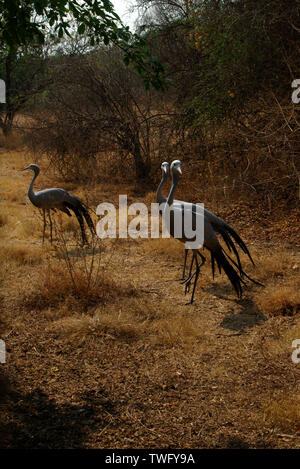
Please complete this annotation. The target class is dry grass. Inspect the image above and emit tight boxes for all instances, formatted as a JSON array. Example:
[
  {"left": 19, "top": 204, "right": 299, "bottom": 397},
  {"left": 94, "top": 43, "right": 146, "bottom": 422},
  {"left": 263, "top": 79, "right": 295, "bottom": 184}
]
[
  {"left": 149, "top": 316, "right": 204, "bottom": 347},
  {"left": 0, "top": 213, "right": 8, "bottom": 227},
  {"left": 21, "top": 261, "right": 136, "bottom": 313},
  {"left": 141, "top": 237, "right": 185, "bottom": 262},
  {"left": 50, "top": 310, "right": 141, "bottom": 343},
  {"left": 50, "top": 304, "right": 205, "bottom": 348},
  {"left": 263, "top": 396, "right": 300, "bottom": 433},
  {"left": 257, "top": 314, "right": 300, "bottom": 362},
  {"left": 253, "top": 250, "right": 299, "bottom": 281},
  {"left": 0, "top": 131, "right": 23, "bottom": 150},
  {"left": 0, "top": 242, "right": 42, "bottom": 266},
  {"left": 1, "top": 145, "right": 300, "bottom": 449},
  {"left": 256, "top": 282, "right": 300, "bottom": 317}
]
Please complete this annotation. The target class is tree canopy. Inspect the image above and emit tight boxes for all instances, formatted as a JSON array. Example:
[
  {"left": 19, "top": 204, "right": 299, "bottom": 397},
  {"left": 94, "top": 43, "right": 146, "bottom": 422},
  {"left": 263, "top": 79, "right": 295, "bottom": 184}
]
[{"left": 0, "top": 0, "right": 165, "bottom": 89}]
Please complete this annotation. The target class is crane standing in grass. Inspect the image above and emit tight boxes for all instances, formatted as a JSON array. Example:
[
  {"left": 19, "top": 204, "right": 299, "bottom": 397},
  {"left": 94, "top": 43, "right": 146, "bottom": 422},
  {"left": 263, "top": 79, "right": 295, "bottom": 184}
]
[
  {"left": 163, "top": 160, "right": 261, "bottom": 303},
  {"left": 21, "top": 164, "right": 95, "bottom": 244},
  {"left": 157, "top": 160, "right": 256, "bottom": 282},
  {"left": 156, "top": 160, "right": 193, "bottom": 280}
]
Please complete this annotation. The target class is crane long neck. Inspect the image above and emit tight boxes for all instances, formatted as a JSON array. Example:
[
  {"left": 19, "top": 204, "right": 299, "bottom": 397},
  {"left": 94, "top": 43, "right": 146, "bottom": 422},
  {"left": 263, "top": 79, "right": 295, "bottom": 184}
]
[
  {"left": 28, "top": 170, "right": 38, "bottom": 202},
  {"left": 166, "top": 174, "right": 179, "bottom": 206},
  {"left": 156, "top": 172, "right": 167, "bottom": 204}
]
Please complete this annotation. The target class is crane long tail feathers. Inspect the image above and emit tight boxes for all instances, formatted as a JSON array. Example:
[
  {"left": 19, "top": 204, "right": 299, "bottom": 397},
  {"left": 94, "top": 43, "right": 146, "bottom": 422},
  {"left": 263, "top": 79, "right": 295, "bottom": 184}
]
[
  {"left": 222, "top": 248, "right": 264, "bottom": 287},
  {"left": 78, "top": 204, "right": 96, "bottom": 236},
  {"left": 71, "top": 197, "right": 96, "bottom": 236},
  {"left": 64, "top": 202, "right": 88, "bottom": 244},
  {"left": 210, "top": 248, "right": 246, "bottom": 298},
  {"left": 212, "top": 222, "right": 255, "bottom": 266},
  {"left": 66, "top": 196, "right": 96, "bottom": 237}
]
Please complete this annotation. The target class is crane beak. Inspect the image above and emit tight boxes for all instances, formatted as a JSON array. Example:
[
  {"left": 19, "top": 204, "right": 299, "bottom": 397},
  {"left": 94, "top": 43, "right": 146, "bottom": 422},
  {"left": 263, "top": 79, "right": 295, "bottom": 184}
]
[
  {"left": 177, "top": 167, "right": 182, "bottom": 175},
  {"left": 20, "top": 166, "right": 30, "bottom": 171}
]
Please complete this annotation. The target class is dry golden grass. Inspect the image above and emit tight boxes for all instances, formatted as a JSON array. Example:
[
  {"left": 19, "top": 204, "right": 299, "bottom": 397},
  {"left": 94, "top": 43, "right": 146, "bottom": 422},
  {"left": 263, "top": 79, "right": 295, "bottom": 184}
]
[
  {"left": 21, "top": 261, "right": 136, "bottom": 313},
  {"left": 263, "top": 396, "right": 300, "bottom": 433},
  {"left": 60, "top": 216, "right": 81, "bottom": 234},
  {"left": 141, "top": 237, "right": 185, "bottom": 262},
  {"left": 281, "top": 320, "right": 300, "bottom": 350},
  {"left": 50, "top": 303, "right": 205, "bottom": 348},
  {"left": 1, "top": 144, "right": 300, "bottom": 448},
  {"left": 0, "top": 176, "right": 27, "bottom": 203},
  {"left": 0, "top": 242, "right": 42, "bottom": 266},
  {"left": 149, "top": 316, "right": 203, "bottom": 346},
  {"left": 50, "top": 310, "right": 141, "bottom": 343},
  {"left": 249, "top": 249, "right": 298, "bottom": 280},
  {"left": 0, "top": 213, "right": 8, "bottom": 227},
  {"left": 255, "top": 281, "right": 300, "bottom": 317},
  {"left": 258, "top": 315, "right": 300, "bottom": 361}
]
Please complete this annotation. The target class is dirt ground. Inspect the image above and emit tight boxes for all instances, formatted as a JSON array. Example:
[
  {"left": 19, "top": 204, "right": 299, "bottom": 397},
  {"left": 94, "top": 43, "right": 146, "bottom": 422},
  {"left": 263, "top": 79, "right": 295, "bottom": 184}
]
[{"left": 0, "top": 148, "right": 300, "bottom": 449}]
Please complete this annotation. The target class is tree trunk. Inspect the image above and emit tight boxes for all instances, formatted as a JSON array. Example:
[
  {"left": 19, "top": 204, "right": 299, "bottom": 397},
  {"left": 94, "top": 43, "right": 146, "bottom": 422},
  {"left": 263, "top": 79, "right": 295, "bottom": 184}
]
[{"left": 132, "top": 139, "right": 150, "bottom": 180}]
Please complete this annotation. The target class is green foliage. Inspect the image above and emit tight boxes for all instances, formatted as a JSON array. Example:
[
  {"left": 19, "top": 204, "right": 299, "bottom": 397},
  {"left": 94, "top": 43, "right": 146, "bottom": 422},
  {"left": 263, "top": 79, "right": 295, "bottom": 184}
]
[
  {"left": 0, "top": 0, "right": 166, "bottom": 90},
  {"left": 0, "top": 0, "right": 120, "bottom": 49}
]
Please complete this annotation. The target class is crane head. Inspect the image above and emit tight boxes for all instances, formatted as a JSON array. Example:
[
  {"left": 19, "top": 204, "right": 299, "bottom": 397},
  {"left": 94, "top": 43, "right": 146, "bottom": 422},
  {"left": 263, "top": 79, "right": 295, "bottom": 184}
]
[
  {"left": 161, "top": 161, "right": 169, "bottom": 176},
  {"left": 21, "top": 164, "right": 40, "bottom": 174},
  {"left": 171, "top": 159, "right": 182, "bottom": 177}
]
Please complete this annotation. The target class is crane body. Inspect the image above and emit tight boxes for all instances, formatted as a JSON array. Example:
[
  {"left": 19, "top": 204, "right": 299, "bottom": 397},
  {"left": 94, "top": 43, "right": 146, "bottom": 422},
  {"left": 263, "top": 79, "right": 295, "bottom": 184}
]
[
  {"left": 22, "top": 164, "right": 95, "bottom": 244},
  {"left": 162, "top": 160, "right": 260, "bottom": 303}
]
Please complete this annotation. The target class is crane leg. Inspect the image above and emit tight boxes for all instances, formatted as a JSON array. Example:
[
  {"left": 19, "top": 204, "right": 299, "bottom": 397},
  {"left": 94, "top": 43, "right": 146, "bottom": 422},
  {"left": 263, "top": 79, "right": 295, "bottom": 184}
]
[
  {"left": 197, "top": 250, "right": 206, "bottom": 268},
  {"left": 178, "top": 249, "right": 189, "bottom": 281},
  {"left": 42, "top": 209, "right": 46, "bottom": 244},
  {"left": 47, "top": 210, "right": 53, "bottom": 243},
  {"left": 183, "top": 250, "right": 206, "bottom": 299},
  {"left": 182, "top": 252, "right": 195, "bottom": 289},
  {"left": 189, "top": 255, "right": 200, "bottom": 305}
]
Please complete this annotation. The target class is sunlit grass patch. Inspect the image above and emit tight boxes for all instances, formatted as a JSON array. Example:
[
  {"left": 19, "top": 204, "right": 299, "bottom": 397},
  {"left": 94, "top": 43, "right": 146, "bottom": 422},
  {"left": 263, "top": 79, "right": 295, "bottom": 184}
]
[
  {"left": 255, "top": 282, "right": 300, "bottom": 317},
  {"left": 248, "top": 249, "right": 298, "bottom": 281},
  {"left": 14, "top": 215, "right": 43, "bottom": 239},
  {"left": 141, "top": 237, "right": 183, "bottom": 261},
  {"left": 50, "top": 310, "right": 141, "bottom": 343},
  {"left": 0, "top": 242, "right": 42, "bottom": 266},
  {"left": 0, "top": 181, "right": 26, "bottom": 203},
  {"left": 262, "top": 396, "right": 300, "bottom": 433},
  {"left": 149, "top": 316, "right": 204, "bottom": 347},
  {"left": 21, "top": 260, "right": 137, "bottom": 313}
]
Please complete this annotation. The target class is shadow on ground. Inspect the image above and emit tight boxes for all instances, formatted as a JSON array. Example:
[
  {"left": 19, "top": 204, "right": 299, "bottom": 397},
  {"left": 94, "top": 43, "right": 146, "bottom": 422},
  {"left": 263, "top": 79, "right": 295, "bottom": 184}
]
[
  {"left": 0, "top": 387, "right": 122, "bottom": 449},
  {"left": 206, "top": 284, "right": 266, "bottom": 332},
  {"left": 220, "top": 297, "right": 266, "bottom": 332}
]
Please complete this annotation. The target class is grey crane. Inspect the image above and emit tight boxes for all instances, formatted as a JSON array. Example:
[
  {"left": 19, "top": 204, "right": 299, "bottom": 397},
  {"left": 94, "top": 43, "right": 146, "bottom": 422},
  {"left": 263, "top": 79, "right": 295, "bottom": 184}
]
[
  {"left": 156, "top": 161, "right": 192, "bottom": 280},
  {"left": 156, "top": 161, "right": 170, "bottom": 206},
  {"left": 21, "top": 164, "right": 96, "bottom": 244},
  {"left": 157, "top": 161, "right": 255, "bottom": 283},
  {"left": 164, "top": 160, "right": 261, "bottom": 303}
]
